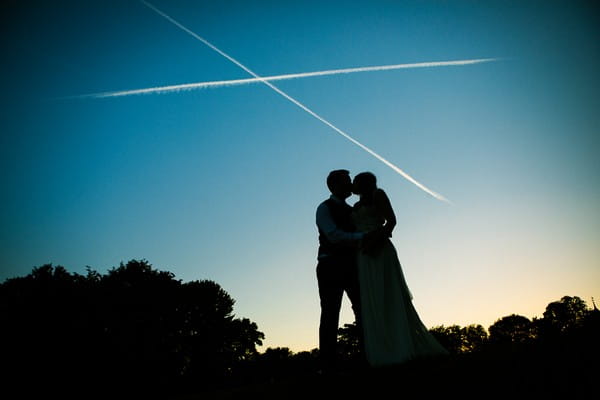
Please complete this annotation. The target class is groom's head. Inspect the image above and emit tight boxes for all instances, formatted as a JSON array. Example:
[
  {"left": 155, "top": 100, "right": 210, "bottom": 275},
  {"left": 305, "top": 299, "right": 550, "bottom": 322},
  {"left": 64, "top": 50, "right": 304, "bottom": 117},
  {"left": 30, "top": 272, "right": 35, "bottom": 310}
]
[{"left": 326, "top": 169, "right": 352, "bottom": 199}]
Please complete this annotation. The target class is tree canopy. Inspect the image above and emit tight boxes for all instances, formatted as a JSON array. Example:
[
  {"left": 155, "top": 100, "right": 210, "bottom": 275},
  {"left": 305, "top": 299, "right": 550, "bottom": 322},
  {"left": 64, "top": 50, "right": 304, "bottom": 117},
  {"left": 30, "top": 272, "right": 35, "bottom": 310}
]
[
  {"left": 0, "top": 260, "right": 264, "bottom": 395},
  {"left": 1, "top": 260, "right": 597, "bottom": 396}
]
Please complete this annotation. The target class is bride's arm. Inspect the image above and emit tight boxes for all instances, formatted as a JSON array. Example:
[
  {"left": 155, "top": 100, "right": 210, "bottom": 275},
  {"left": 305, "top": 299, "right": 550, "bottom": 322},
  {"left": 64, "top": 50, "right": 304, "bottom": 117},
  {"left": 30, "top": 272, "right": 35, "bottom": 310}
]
[{"left": 374, "top": 189, "right": 396, "bottom": 237}]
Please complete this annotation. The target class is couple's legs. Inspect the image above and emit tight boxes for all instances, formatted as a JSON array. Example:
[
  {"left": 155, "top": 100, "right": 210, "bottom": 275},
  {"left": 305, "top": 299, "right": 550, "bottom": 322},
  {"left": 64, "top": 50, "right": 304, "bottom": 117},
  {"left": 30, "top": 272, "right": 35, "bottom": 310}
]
[{"left": 317, "top": 256, "right": 362, "bottom": 371}]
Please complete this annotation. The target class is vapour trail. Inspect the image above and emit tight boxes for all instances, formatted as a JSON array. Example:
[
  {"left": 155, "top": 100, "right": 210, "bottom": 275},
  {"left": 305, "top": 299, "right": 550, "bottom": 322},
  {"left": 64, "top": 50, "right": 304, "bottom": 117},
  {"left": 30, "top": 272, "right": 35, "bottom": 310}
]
[
  {"left": 70, "top": 58, "right": 496, "bottom": 99},
  {"left": 140, "top": 0, "right": 450, "bottom": 203}
]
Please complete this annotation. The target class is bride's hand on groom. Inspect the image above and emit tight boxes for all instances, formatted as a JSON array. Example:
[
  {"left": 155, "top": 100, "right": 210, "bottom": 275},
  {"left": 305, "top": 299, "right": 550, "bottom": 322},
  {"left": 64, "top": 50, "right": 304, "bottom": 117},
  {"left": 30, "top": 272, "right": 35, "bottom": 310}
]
[{"left": 361, "top": 227, "right": 388, "bottom": 256}]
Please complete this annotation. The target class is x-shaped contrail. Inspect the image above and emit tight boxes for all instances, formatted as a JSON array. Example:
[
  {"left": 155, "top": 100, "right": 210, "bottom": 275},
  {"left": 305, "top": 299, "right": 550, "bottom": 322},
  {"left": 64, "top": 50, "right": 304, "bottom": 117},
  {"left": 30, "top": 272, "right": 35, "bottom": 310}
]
[
  {"left": 88, "top": 0, "right": 498, "bottom": 202},
  {"left": 141, "top": 0, "right": 466, "bottom": 202}
]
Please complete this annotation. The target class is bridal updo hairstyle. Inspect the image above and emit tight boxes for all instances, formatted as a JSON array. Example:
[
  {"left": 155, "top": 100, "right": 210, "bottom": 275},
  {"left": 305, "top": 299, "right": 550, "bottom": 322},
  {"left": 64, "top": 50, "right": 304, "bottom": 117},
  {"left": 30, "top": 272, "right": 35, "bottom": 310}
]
[{"left": 353, "top": 172, "right": 377, "bottom": 199}]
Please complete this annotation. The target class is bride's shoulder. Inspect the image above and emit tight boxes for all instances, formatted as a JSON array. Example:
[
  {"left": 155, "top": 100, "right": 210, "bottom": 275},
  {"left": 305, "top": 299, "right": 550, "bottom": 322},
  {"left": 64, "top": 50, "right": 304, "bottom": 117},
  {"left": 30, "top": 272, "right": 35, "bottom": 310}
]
[
  {"left": 373, "top": 188, "right": 388, "bottom": 199},
  {"left": 373, "top": 188, "right": 392, "bottom": 206}
]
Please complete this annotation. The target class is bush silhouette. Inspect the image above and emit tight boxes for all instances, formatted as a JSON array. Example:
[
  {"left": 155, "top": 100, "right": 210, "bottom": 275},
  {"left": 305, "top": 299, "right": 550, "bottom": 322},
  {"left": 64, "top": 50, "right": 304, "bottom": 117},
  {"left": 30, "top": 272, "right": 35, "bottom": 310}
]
[
  {"left": 0, "top": 260, "right": 264, "bottom": 395},
  {"left": 1, "top": 261, "right": 597, "bottom": 397}
]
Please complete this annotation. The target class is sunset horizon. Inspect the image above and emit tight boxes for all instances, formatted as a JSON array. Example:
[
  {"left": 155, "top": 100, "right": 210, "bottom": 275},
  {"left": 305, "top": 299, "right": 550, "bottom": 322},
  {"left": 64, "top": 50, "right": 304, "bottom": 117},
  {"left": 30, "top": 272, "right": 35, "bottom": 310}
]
[{"left": 2, "top": 0, "right": 598, "bottom": 357}]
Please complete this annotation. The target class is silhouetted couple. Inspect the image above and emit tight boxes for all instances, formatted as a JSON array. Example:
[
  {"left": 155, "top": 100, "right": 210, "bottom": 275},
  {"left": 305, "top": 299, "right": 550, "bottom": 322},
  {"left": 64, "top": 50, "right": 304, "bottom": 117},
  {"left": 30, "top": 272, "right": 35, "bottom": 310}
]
[{"left": 316, "top": 169, "right": 447, "bottom": 373}]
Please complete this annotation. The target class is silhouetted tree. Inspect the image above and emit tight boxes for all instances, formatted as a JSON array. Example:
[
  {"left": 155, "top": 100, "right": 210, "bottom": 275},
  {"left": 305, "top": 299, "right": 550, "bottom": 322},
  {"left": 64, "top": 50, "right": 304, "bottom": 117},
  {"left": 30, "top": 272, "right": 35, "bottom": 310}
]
[
  {"left": 243, "top": 347, "right": 321, "bottom": 383},
  {"left": 537, "top": 296, "right": 589, "bottom": 338},
  {"left": 461, "top": 324, "right": 488, "bottom": 352},
  {"left": 253, "top": 347, "right": 293, "bottom": 378},
  {"left": 0, "top": 260, "right": 264, "bottom": 395},
  {"left": 337, "top": 322, "right": 361, "bottom": 360},
  {"left": 3, "top": 261, "right": 598, "bottom": 397},
  {"left": 428, "top": 324, "right": 487, "bottom": 354},
  {"left": 488, "top": 314, "right": 535, "bottom": 345},
  {"left": 429, "top": 325, "right": 464, "bottom": 354},
  {"left": 259, "top": 346, "right": 294, "bottom": 373},
  {"left": 292, "top": 348, "right": 320, "bottom": 366}
]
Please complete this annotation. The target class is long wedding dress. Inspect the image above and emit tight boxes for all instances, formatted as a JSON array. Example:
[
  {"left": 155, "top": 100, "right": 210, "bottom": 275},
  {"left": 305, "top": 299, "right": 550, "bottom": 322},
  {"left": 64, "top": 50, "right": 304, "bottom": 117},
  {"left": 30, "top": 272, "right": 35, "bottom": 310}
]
[{"left": 352, "top": 202, "right": 447, "bottom": 367}]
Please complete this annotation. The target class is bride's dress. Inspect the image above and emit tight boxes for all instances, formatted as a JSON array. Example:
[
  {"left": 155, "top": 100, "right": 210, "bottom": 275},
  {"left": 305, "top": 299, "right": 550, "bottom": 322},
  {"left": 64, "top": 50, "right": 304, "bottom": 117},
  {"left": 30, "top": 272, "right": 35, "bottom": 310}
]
[{"left": 352, "top": 203, "right": 447, "bottom": 367}]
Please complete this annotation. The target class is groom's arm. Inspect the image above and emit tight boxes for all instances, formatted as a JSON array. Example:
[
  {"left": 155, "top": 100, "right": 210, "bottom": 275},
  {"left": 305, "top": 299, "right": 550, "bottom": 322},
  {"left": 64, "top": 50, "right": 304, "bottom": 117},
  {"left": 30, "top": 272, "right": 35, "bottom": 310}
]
[{"left": 316, "top": 203, "right": 364, "bottom": 243}]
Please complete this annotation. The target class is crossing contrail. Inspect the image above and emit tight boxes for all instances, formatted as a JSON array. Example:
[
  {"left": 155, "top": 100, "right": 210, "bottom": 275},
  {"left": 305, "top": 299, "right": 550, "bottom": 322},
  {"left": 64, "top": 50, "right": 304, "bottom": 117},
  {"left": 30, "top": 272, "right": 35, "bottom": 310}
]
[
  {"left": 140, "top": 0, "right": 452, "bottom": 202},
  {"left": 69, "top": 58, "right": 496, "bottom": 99}
]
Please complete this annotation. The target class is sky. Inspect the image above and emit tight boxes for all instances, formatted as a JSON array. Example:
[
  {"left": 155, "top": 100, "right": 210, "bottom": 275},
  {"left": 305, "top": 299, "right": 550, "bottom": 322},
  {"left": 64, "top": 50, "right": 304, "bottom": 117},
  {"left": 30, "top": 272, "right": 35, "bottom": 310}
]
[{"left": 1, "top": 0, "right": 599, "bottom": 352}]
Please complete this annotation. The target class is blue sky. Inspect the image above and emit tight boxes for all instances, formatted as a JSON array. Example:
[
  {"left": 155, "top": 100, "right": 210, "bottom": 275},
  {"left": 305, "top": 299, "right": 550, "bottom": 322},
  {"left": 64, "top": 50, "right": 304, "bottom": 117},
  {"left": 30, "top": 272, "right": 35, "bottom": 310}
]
[{"left": 1, "top": 0, "right": 599, "bottom": 351}]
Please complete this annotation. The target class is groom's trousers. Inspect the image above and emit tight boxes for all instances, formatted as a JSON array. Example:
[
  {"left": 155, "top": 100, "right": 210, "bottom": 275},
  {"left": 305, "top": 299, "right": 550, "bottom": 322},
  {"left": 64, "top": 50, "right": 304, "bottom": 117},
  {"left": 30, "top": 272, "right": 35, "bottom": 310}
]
[{"left": 316, "top": 254, "right": 362, "bottom": 370}]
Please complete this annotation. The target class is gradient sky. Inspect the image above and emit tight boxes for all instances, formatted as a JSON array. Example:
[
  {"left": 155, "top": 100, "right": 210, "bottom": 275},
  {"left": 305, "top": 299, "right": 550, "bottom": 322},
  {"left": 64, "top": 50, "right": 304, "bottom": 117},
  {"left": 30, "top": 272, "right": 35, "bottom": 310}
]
[{"left": 1, "top": 0, "right": 599, "bottom": 352}]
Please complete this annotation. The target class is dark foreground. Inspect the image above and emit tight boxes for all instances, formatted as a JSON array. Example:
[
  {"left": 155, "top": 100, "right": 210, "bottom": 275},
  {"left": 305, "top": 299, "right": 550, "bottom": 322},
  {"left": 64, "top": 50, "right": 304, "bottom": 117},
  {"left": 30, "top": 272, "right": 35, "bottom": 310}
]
[
  {"left": 174, "top": 348, "right": 596, "bottom": 400},
  {"left": 11, "top": 343, "right": 595, "bottom": 400}
]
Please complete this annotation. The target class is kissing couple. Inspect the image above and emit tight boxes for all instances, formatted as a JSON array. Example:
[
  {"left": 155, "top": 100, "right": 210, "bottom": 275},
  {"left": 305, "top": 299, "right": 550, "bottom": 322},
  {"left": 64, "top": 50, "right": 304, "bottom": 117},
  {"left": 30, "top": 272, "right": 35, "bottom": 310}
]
[{"left": 315, "top": 169, "right": 447, "bottom": 373}]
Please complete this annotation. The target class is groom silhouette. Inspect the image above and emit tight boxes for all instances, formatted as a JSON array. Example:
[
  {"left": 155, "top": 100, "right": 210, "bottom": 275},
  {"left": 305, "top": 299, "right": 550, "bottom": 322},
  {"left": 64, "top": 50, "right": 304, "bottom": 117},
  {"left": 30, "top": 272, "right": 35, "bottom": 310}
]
[{"left": 315, "top": 169, "right": 365, "bottom": 374}]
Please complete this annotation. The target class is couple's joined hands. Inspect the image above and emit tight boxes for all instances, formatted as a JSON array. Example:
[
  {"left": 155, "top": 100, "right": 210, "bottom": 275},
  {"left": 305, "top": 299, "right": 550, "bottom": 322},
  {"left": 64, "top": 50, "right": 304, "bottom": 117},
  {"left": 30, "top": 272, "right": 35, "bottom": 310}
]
[{"left": 361, "top": 226, "right": 391, "bottom": 256}]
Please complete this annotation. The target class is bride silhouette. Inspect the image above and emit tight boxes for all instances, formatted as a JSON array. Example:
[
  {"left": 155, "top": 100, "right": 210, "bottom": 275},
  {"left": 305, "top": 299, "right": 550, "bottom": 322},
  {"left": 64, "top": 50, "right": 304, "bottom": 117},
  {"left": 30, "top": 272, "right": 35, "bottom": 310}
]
[{"left": 351, "top": 172, "right": 448, "bottom": 366}]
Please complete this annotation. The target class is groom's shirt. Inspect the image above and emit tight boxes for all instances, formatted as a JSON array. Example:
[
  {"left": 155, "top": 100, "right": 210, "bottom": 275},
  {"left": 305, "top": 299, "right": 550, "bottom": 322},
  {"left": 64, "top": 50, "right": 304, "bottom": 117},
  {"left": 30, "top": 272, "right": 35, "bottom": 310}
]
[{"left": 316, "top": 195, "right": 364, "bottom": 259}]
